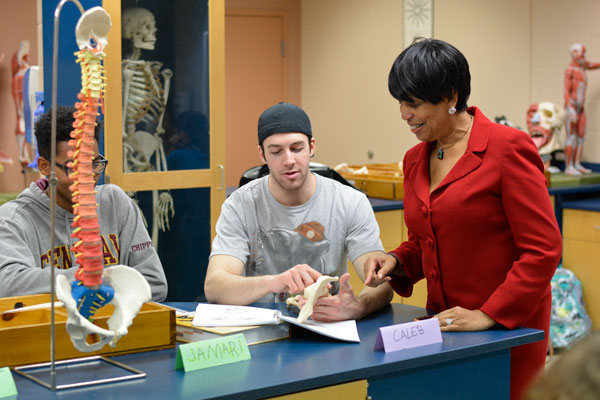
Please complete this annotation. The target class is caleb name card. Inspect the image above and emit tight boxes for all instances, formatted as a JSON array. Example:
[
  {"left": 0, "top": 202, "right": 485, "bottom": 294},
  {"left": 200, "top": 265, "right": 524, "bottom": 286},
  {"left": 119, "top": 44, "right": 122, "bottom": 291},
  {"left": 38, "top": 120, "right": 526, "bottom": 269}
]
[
  {"left": 374, "top": 317, "right": 442, "bottom": 353},
  {"left": 175, "top": 333, "right": 251, "bottom": 372}
]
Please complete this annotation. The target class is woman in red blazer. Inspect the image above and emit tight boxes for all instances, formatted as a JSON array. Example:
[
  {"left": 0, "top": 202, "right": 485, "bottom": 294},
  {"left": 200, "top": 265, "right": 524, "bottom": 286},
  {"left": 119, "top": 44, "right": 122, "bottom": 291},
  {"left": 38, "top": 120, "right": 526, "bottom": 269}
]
[{"left": 365, "top": 39, "right": 562, "bottom": 400}]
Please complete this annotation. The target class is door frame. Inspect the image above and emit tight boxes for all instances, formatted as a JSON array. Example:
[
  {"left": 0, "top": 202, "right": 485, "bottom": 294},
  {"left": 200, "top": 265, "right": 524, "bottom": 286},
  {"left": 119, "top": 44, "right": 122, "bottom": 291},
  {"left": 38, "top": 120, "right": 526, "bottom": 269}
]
[{"left": 103, "top": 0, "right": 226, "bottom": 239}]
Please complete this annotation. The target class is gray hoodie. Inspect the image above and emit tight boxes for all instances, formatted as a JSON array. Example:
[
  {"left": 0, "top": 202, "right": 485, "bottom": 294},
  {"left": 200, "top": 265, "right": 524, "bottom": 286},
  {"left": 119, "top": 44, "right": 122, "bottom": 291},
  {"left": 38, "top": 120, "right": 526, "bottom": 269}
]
[{"left": 0, "top": 179, "right": 167, "bottom": 300}]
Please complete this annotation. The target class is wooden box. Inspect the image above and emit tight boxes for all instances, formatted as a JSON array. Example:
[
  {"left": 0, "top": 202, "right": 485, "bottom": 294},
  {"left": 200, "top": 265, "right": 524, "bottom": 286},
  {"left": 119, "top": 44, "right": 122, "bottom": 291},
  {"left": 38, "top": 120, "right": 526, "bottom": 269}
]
[
  {"left": 338, "top": 163, "right": 404, "bottom": 200},
  {"left": 0, "top": 294, "right": 175, "bottom": 367}
]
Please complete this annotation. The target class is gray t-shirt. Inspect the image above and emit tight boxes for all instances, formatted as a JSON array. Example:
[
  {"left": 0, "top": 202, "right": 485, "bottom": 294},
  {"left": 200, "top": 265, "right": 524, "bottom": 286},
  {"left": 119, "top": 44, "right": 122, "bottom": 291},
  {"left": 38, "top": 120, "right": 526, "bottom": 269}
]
[{"left": 210, "top": 174, "right": 383, "bottom": 302}]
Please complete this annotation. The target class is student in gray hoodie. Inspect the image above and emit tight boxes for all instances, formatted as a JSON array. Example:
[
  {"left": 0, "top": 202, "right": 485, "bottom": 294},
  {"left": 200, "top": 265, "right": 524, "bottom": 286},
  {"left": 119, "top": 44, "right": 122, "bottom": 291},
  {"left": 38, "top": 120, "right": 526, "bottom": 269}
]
[{"left": 0, "top": 105, "right": 167, "bottom": 301}]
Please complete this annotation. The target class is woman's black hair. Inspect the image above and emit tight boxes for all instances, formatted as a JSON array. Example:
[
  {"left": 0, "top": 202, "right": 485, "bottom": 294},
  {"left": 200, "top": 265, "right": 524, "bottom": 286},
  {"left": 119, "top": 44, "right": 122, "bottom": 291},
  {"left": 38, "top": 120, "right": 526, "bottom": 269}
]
[{"left": 388, "top": 38, "right": 471, "bottom": 111}]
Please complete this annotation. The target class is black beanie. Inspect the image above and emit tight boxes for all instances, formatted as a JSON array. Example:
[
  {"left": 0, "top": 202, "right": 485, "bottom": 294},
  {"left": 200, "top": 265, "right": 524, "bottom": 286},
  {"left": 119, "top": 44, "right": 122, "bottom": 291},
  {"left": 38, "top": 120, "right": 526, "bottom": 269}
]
[{"left": 257, "top": 102, "right": 312, "bottom": 145}]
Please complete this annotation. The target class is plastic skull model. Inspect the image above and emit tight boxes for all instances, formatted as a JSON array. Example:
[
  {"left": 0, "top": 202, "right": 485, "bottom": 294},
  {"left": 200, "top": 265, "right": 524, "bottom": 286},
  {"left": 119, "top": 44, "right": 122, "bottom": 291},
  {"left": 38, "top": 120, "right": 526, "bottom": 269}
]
[{"left": 75, "top": 6, "right": 111, "bottom": 54}]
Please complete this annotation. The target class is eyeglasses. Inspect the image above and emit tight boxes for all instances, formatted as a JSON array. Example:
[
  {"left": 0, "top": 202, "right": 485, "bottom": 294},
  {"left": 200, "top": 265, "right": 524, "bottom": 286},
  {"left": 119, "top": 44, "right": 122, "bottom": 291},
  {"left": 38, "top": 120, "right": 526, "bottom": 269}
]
[{"left": 55, "top": 154, "right": 108, "bottom": 176}]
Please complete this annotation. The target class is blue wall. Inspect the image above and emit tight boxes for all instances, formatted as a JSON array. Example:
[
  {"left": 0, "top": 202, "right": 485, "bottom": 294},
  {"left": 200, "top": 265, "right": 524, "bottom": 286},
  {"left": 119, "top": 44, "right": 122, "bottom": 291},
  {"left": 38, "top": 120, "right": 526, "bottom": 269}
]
[
  {"left": 42, "top": 0, "right": 103, "bottom": 155},
  {"left": 42, "top": 0, "right": 102, "bottom": 109}
]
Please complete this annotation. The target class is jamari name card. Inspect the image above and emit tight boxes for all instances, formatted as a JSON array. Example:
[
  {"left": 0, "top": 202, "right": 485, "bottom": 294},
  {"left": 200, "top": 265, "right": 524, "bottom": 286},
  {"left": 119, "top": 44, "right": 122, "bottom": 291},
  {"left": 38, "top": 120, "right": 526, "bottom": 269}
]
[
  {"left": 374, "top": 318, "right": 442, "bottom": 353},
  {"left": 175, "top": 333, "right": 251, "bottom": 372}
]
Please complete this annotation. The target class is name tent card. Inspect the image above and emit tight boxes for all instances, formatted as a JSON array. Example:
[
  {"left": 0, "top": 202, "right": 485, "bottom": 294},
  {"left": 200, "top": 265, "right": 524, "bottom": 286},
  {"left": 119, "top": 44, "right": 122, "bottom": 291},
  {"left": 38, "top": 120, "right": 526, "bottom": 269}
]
[
  {"left": 374, "top": 318, "right": 442, "bottom": 353},
  {"left": 175, "top": 333, "right": 251, "bottom": 372},
  {"left": 0, "top": 367, "right": 18, "bottom": 398}
]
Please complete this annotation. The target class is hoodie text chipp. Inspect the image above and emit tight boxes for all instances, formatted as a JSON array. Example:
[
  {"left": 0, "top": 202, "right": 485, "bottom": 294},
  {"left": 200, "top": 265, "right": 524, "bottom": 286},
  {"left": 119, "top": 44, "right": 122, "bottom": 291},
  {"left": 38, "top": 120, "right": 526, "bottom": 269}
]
[{"left": 0, "top": 179, "right": 167, "bottom": 300}]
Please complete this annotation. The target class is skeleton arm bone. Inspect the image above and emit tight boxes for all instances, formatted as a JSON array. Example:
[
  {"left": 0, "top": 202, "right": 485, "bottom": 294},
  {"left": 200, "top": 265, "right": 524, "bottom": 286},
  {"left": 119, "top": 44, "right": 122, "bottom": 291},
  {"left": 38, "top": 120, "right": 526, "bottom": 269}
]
[
  {"left": 122, "top": 65, "right": 135, "bottom": 139},
  {"left": 152, "top": 135, "right": 174, "bottom": 232},
  {"left": 156, "top": 68, "right": 172, "bottom": 136},
  {"left": 143, "top": 62, "right": 166, "bottom": 134},
  {"left": 156, "top": 192, "right": 174, "bottom": 232},
  {"left": 153, "top": 67, "right": 174, "bottom": 233}
]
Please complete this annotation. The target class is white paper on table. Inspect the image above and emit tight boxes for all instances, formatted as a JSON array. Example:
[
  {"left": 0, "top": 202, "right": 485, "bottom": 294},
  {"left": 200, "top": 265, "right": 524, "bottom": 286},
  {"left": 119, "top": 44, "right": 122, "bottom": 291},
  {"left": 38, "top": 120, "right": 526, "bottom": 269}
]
[
  {"left": 280, "top": 315, "right": 360, "bottom": 343},
  {"left": 192, "top": 303, "right": 282, "bottom": 327}
]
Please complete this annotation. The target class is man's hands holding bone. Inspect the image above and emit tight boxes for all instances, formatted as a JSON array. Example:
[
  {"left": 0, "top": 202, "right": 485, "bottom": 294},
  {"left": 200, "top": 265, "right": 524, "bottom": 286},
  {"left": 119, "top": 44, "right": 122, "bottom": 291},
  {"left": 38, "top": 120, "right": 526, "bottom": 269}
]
[
  {"left": 281, "top": 269, "right": 364, "bottom": 322},
  {"left": 267, "top": 264, "right": 322, "bottom": 295}
]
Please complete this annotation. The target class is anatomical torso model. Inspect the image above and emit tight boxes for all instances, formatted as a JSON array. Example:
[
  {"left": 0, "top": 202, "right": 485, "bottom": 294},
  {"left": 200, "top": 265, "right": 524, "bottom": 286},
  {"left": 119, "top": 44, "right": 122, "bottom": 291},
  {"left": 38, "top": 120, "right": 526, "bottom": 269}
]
[
  {"left": 564, "top": 43, "right": 600, "bottom": 175},
  {"left": 11, "top": 40, "right": 31, "bottom": 167}
]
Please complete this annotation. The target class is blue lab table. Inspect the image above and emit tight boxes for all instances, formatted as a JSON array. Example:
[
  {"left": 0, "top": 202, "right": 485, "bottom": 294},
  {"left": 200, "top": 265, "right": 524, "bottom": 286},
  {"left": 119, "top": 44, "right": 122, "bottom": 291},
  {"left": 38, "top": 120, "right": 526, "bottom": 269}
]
[{"left": 11, "top": 303, "right": 543, "bottom": 399}]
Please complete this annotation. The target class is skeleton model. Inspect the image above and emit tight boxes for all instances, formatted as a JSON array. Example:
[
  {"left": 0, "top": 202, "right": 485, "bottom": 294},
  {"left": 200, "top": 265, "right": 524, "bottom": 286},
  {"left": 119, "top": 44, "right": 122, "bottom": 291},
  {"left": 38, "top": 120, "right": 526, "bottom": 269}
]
[
  {"left": 122, "top": 7, "right": 174, "bottom": 245},
  {"left": 54, "top": 6, "right": 151, "bottom": 353}
]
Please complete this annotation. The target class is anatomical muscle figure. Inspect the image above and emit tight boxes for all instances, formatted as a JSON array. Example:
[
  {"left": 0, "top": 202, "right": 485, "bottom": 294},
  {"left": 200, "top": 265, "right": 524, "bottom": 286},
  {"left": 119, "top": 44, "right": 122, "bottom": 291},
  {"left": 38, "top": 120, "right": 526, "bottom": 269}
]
[
  {"left": 11, "top": 40, "right": 31, "bottom": 167},
  {"left": 564, "top": 43, "right": 600, "bottom": 175},
  {"left": 122, "top": 7, "right": 174, "bottom": 245}
]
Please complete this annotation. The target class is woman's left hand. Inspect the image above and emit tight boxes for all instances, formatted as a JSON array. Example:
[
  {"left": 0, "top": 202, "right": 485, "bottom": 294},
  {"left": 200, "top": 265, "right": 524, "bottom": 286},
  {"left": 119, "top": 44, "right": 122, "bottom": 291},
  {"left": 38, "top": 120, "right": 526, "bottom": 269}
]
[{"left": 435, "top": 307, "right": 496, "bottom": 331}]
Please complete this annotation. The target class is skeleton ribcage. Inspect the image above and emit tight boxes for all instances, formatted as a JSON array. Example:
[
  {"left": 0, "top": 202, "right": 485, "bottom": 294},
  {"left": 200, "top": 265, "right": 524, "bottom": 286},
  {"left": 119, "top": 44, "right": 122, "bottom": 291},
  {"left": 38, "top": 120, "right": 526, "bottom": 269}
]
[{"left": 123, "top": 61, "right": 165, "bottom": 127}]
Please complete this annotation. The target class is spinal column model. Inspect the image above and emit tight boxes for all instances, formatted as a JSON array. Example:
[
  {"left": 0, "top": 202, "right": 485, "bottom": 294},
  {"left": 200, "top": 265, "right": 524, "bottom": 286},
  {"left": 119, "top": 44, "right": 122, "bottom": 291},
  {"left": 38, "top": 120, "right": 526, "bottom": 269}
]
[
  {"left": 121, "top": 7, "right": 174, "bottom": 246},
  {"left": 70, "top": 14, "right": 108, "bottom": 294},
  {"left": 55, "top": 6, "right": 151, "bottom": 353}
]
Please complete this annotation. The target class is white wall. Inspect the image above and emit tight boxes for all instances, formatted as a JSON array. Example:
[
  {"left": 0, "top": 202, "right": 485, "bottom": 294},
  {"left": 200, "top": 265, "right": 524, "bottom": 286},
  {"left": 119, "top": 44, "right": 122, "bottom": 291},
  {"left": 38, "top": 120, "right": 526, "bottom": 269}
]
[
  {"left": 302, "top": 0, "right": 600, "bottom": 167},
  {"left": 531, "top": 0, "right": 600, "bottom": 164},
  {"left": 302, "top": 0, "right": 407, "bottom": 167}
]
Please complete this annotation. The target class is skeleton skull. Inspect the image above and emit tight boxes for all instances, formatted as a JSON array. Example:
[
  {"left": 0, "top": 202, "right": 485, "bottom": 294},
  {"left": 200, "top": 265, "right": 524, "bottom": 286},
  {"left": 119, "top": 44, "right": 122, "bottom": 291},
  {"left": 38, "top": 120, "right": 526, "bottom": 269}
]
[
  {"left": 122, "top": 7, "right": 157, "bottom": 51},
  {"left": 75, "top": 6, "right": 112, "bottom": 53},
  {"left": 537, "top": 102, "right": 565, "bottom": 131}
]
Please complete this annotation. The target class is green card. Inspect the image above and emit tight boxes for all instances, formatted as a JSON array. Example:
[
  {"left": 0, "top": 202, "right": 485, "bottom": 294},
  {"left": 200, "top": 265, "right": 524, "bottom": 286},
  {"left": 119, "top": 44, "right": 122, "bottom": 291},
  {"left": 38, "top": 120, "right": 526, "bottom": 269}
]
[
  {"left": 0, "top": 367, "right": 18, "bottom": 398},
  {"left": 175, "top": 333, "right": 251, "bottom": 372}
]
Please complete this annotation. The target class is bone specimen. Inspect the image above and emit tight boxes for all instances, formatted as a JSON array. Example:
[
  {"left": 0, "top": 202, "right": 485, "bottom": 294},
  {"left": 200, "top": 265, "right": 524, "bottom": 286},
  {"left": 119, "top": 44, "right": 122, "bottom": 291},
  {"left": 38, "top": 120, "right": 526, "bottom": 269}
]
[{"left": 295, "top": 275, "right": 339, "bottom": 323}]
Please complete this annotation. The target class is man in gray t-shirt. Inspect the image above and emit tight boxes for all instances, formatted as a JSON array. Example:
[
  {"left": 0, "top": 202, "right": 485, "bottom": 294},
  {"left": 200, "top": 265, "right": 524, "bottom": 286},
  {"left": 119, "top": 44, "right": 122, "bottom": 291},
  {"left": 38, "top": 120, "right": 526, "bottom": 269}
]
[{"left": 205, "top": 103, "right": 392, "bottom": 322}]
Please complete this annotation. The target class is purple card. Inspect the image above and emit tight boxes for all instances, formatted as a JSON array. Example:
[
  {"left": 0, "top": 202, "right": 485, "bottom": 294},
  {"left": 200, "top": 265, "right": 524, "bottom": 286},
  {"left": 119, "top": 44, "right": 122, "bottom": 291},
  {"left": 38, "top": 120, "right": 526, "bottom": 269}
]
[{"left": 374, "top": 317, "right": 442, "bottom": 352}]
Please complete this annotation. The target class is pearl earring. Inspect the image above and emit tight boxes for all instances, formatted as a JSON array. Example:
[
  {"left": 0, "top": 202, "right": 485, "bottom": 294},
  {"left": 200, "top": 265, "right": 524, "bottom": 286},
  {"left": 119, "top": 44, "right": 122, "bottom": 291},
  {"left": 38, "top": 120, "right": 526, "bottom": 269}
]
[{"left": 448, "top": 106, "right": 457, "bottom": 115}]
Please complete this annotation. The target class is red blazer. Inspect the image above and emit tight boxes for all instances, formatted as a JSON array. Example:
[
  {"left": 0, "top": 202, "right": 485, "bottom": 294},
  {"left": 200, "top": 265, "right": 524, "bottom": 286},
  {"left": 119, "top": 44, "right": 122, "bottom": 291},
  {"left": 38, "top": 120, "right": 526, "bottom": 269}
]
[{"left": 389, "top": 107, "right": 562, "bottom": 400}]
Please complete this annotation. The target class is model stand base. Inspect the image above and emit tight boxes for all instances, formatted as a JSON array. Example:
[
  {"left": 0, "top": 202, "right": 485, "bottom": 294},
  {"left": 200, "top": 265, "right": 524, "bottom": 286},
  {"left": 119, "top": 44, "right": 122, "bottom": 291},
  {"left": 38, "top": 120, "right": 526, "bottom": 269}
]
[{"left": 12, "top": 355, "right": 145, "bottom": 390}]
